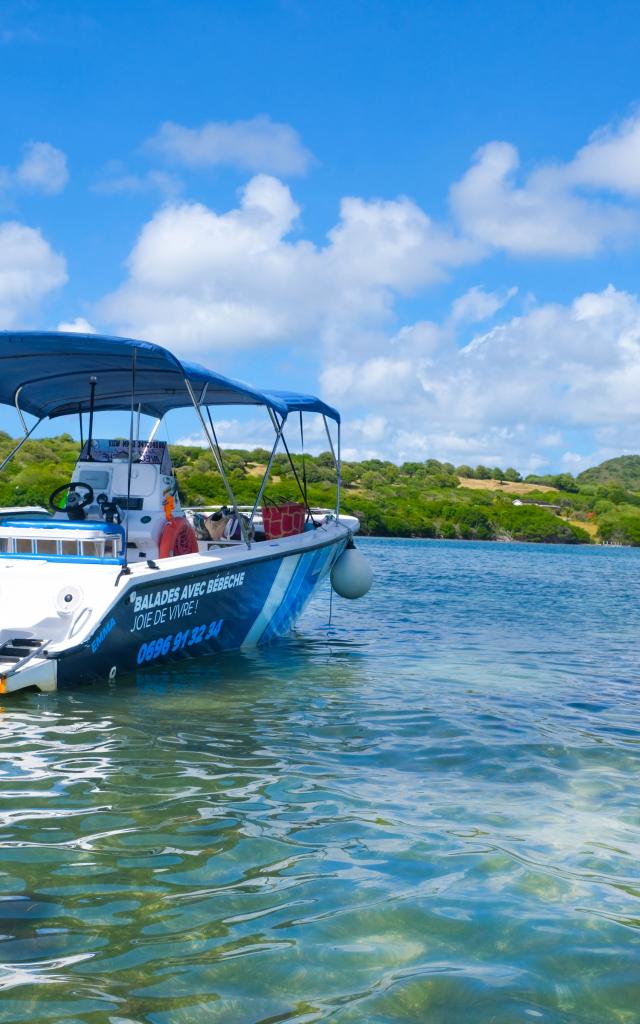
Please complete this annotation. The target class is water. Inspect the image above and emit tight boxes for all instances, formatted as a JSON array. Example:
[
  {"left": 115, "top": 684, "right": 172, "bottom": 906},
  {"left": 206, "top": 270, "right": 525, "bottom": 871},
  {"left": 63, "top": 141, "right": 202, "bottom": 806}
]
[{"left": 1, "top": 538, "right": 640, "bottom": 1023}]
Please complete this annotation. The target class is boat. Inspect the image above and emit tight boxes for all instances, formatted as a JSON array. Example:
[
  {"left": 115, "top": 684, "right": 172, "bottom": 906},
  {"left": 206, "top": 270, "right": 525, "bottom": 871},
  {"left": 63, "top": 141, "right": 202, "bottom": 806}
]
[{"left": 0, "top": 331, "right": 371, "bottom": 694}]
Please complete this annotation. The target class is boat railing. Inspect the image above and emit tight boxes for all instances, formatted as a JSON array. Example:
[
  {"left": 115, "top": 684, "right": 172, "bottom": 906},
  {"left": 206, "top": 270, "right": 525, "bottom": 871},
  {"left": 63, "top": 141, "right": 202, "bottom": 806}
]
[
  {"left": 186, "top": 504, "right": 335, "bottom": 518},
  {"left": 0, "top": 519, "right": 126, "bottom": 564}
]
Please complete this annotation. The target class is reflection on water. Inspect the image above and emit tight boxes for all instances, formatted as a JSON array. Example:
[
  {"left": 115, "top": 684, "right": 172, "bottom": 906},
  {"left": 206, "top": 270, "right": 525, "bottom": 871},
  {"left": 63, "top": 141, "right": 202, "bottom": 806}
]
[{"left": 1, "top": 538, "right": 640, "bottom": 1022}]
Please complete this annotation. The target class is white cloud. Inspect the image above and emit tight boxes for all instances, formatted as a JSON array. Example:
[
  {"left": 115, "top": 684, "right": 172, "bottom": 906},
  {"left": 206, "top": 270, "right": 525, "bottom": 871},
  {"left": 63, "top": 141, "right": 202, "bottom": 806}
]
[
  {"left": 14, "top": 142, "right": 68, "bottom": 195},
  {"left": 569, "top": 111, "right": 640, "bottom": 196},
  {"left": 450, "top": 141, "right": 634, "bottom": 257},
  {"left": 175, "top": 417, "right": 276, "bottom": 451},
  {"left": 146, "top": 116, "right": 314, "bottom": 176},
  {"left": 322, "top": 357, "right": 414, "bottom": 405},
  {"left": 56, "top": 317, "right": 96, "bottom": 334},
  {"left": 539, "top": 432, "right": 562, "bottom": 448},
  {"left": 321, "top": 285, "right": 640, "bottom": 469},
  {"left": 92, "top": 167, "right": 182, "bottom": 198},
  {"left": 351, "top": 414, "right": 388, "bottom": 443},
  {"left": 0, "top": 221, "right": 67, "bottom": 326},
  {"left": 450, "top": 285, "right": 517, "bottom": 323},
  {"left": 99, "top": 174, "right": 476, "bottom": 352},
  {"left": 561, "top": 451, "right": 590, "bottom": 468},
  {"left": 92, "top": 108, "right": 640, "bottom": 471}
]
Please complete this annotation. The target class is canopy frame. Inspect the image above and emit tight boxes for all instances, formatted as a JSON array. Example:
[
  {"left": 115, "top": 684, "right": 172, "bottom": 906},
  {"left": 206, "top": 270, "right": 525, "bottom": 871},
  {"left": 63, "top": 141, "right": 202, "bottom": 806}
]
[
  {"left": 184, "top": 377, "right": 251, "bottom": 546},
  {"left": 0, "top": 331, "right": 343, "bottom": 544}
]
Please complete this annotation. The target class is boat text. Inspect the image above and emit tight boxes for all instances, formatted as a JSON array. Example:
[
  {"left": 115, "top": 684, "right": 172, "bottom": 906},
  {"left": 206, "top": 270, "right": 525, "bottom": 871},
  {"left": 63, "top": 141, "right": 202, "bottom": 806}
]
[
  {"left": 91, "top": 616, "right": 116, "bottom": 654},
  {"left": 136, "top": 619, "right": 224, "bottom": 664},
  {"left": 130, "top": 572, "right": 245, "bottom": 632},
  {"left": 132, "top": 572, "right": 245, "bottom": 614}
]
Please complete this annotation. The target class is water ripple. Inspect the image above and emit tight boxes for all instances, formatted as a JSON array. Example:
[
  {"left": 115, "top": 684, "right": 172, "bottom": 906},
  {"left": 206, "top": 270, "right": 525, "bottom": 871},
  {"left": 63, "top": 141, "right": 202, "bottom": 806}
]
[{"left": 0, "top": 539, "right": 640, "bottom": 1022}]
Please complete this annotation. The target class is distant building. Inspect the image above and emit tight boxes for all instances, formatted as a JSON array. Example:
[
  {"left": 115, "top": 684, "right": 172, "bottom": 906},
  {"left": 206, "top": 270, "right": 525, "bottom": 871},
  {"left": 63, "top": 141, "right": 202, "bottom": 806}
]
[{"left": 512, "top": 498, "right": 562, "bottom": 514}]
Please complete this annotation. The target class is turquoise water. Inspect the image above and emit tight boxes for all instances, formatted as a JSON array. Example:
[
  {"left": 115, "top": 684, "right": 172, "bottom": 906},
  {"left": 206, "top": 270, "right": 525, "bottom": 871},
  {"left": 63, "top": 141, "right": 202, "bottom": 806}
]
[{"left": 1, "top": 538, "right": 640, "bottom": 1023}]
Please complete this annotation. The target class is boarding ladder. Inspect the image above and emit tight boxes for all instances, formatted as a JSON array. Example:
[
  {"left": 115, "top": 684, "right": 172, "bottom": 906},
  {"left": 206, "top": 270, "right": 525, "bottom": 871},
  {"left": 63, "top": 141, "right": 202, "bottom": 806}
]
[{"left": 0, "top": 637, "right": 49, "bottom": 675}]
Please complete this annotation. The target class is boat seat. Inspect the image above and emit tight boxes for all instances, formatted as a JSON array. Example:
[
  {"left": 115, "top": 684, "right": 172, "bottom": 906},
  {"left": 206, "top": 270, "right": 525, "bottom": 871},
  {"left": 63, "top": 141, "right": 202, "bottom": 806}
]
[{"left": 0, "top": 519, "right": 126, "bottom": 563}]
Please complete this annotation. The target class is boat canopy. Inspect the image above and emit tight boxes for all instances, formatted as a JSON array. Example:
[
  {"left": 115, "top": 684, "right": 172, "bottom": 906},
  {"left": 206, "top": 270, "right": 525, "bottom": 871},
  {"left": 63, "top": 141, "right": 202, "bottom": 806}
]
[
  {"left": 263, "top": 390, "right": 340, "bottom": 424},
  {"left": 0, "top": 331, "right": 290, "bottom": 420}
]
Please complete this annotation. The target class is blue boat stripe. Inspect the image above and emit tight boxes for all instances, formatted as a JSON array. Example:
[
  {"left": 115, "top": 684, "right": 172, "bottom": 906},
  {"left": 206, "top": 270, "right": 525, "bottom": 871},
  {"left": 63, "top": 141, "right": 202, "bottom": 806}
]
[
  {"left": 258, "top": 543, "right": 339, "bottom": 644},
  {"left": 241, "top": 554, "right": 302, "bottom": 647}
]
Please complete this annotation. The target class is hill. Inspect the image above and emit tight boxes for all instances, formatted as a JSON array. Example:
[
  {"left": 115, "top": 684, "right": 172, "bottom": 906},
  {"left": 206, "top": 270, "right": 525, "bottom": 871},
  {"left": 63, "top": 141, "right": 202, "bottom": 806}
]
[
  {"left": 578, "top": 455, "right": 640, "bottom": 491},
  {"left": 2, "top": 433, "right": 640, "bottom": 545}
]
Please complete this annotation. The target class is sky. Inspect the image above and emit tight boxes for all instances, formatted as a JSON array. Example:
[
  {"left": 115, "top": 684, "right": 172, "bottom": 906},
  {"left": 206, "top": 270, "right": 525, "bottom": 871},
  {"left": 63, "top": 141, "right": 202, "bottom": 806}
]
[{"left": 2, "top": 0, "right": 640, "bottom": 472}]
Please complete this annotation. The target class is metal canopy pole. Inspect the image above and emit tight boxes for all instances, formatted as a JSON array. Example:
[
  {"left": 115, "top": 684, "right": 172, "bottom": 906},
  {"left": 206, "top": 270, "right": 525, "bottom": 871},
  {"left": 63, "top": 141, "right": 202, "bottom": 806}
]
[
  {"left": 86, "top": 377, "right": 97, "bottom": 460},
  {"left": 337, "top": 422, "right": 341, "bottom": 518},
  {"left": 249, "top": 410, "right": 286, "bottom": 526},
  {"left": 0, "top": 417, "right": 43, "bottom": 474},
  {"left": 146, "top": 417, "right": 162, "bottom": 444},
  {"left": 322, "top": 415, "right": 341, "bottom": 518},
  {"left": 124, "top": 351, "right": 137, "bottom": 560},
  {"left": 276, "top": 415, "right": 312, "bottom": 513},
  {"left": 14, "top": 387, "right": 28, "bottom": 436},
  {"left": 184, "top": 377, "right": 249, "bottom": 545},
  {"left": 139, "top": 417, "right": 162, "bottom": 467}
]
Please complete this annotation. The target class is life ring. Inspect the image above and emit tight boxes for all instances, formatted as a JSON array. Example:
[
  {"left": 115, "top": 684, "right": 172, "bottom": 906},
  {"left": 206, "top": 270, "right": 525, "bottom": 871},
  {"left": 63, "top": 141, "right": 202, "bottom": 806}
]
[{"left": 159, "top": 517, "right": 199, "bottom": 558}]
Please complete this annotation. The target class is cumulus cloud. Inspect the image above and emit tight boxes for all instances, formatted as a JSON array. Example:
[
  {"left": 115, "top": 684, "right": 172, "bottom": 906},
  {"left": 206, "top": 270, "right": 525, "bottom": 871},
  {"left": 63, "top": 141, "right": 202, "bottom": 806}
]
[
  {"left": 100, "top": 174, "right": 477, "bottom": 351},
  {"left": 0, "top": 221, "right": 67, "bottom": 326},
  {"left": 175, "top": 416, "right": 286, "bottom": 451},
  {"left": 539, "top": 431, "right": 562, "bottom": 448},
  {"left": 56, "top": 317, "right": 96, "bottom": 334},
  {"left": 0, "top": 142, "right": 68, "bottom": 199},
  {"left": 450, "top": 141, "right": 634, "bottom": 257},
  {"left": 14, "top": 142, "right": 68, "bottom": 195},
  {"left": 93, "top": 108, "right": 640, "bottom": 470},
  {"left": 92, "top": 165, "right": 182, "bottom": 198},
  {"left": 450, "top": 285, "right": 517, "bottom": 324},
  {"left": 569, "top": 111, "right": 640, "bottom": 196},
  {"left": 321, "top": 285, "right": 640, "bottom": 469},
  {"left": 322, "top": 356, "right": 415, "bottom": 406},
  {"left": 146, "top": 116, "right": 314, "bottom": 176}
]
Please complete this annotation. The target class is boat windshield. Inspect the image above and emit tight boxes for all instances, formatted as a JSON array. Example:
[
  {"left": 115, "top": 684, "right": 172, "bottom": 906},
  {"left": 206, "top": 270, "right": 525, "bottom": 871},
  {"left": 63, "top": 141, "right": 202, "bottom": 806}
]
[{"left": 79, "top": 439, "right": 173, "bottom": 473}]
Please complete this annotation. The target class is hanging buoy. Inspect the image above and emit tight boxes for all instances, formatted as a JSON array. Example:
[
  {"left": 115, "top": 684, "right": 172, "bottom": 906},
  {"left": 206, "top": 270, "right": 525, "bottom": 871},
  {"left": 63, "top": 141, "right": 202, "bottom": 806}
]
[{"left": 331, "top": 542, "right": 373, "bottom": 599}]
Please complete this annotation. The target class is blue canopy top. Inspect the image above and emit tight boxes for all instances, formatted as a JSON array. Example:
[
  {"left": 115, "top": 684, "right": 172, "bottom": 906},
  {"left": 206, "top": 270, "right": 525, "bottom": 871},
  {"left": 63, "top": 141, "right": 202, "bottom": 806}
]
[
  {"left": 0, "top": 331, "right": 289, "bottom": 420},
  {"left": 0, "top": 331, "right": 340, "bottom": 425},
  {"left": 264, "top": 389, "right": 340, "bottom": 424}
]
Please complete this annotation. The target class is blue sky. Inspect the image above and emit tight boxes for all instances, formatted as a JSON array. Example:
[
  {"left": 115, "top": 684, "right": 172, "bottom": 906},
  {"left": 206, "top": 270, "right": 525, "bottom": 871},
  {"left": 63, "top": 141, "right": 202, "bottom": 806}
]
[{"left": 2, "top": 0, "right": 640, "bottom": 472}]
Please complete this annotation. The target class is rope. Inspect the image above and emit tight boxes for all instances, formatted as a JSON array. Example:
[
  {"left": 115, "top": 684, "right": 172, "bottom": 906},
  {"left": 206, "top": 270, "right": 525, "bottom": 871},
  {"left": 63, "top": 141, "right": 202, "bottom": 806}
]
[
  {"left": 279, "top": 430, "right": 312, "bottom": 517},
  {"left": 206, "top": 406, "right": 231, "bottom": 500}
]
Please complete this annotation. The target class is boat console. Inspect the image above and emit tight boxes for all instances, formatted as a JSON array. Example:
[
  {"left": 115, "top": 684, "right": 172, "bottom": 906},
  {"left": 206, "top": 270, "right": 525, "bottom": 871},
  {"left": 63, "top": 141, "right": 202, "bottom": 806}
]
[
  {"left": 0, "top": 439, "right": 183, "bottom": 565},
  {"left": 65, "top": 439, "right": 181, "bottom": 560}
]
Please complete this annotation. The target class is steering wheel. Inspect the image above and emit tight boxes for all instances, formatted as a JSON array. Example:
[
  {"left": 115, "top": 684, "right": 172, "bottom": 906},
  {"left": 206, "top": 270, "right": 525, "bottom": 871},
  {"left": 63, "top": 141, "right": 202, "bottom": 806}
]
[{"left": 49, "top": 481, "right": 94, "bottom": 515}]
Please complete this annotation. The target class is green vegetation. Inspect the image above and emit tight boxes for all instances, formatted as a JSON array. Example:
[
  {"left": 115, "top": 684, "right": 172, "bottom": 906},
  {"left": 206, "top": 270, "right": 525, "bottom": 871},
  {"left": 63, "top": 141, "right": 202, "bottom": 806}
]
[
  {"left": 576, "top": 454, "right": 640, "bottom": 491},
  {"left": 4, "top": 432, "right": 640, "bottom": 544}
]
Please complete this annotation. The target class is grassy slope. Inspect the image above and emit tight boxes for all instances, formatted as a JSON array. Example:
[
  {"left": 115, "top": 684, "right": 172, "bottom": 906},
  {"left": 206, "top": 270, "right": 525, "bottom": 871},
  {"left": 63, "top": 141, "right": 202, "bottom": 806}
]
[{"left": 4, "top": 432, "right": 640, "bottom": 544}]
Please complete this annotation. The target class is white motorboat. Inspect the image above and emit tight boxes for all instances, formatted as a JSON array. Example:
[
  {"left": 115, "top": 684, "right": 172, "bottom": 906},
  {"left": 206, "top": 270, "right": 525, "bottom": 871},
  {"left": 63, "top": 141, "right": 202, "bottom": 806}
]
[{"left": 0, "top": 331, "right": 371, "bottom": 694}]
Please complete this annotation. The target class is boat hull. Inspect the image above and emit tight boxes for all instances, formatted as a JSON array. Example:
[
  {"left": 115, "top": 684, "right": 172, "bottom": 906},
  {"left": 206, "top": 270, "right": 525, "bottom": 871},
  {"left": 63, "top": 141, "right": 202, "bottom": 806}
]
[{"left": 2, "top": 529, "right": 348, "bottom": 691}]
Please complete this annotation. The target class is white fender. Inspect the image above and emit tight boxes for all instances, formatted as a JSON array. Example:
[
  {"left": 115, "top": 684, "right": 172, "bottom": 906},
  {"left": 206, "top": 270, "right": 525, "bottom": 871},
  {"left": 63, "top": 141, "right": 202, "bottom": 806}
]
[{"left": 331, "top": 544, "right": 373, "bottom": 600}]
